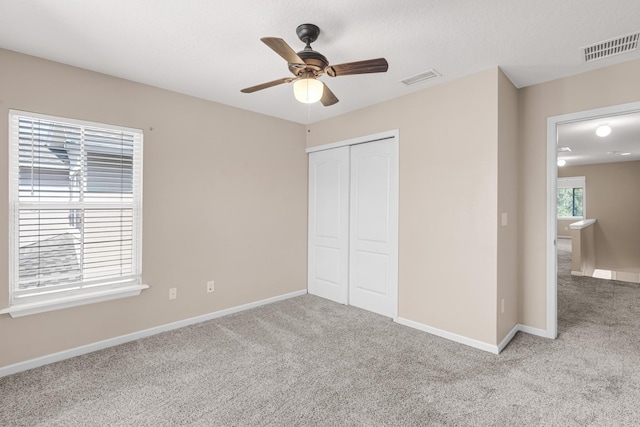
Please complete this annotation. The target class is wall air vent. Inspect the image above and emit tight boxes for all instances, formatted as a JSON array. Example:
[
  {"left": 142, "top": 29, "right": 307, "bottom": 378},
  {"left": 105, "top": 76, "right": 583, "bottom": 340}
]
[
  {"left": 401, "top": 69, "right": 440, "bottom": 86},
  {"left": 583, "top": 33, "right": 639, "bottom": 62}
]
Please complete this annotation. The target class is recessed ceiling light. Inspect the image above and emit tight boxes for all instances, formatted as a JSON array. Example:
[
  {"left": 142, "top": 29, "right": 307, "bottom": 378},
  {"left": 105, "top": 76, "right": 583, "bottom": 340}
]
[
  {"left": 596, "top": 125, "right": 611, "bottom": 137},
  {"left": 557, "top": 159, "right": 566, "bottom": 167},
  {"left": 621, "top": 152, "right": 632, "bottom": 156}
]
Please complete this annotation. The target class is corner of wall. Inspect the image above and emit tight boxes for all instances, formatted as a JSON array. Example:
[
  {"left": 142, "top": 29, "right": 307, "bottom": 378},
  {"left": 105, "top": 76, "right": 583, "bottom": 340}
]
[{"left": 497, "top": 68, "right": 520, "bottom": 343}]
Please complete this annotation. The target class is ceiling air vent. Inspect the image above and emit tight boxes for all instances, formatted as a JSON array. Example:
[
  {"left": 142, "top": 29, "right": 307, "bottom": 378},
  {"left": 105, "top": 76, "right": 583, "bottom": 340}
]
[
  {"left": 401, "top": 69, "right": 440, "bottom": 86},
  {"left": 583, "top": 33, "right": 639, "bottom": 62}
]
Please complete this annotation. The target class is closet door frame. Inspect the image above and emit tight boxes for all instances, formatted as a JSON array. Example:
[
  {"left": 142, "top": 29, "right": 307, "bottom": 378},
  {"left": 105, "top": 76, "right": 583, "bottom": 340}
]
[{"left": 306, "top": 129, "right": 399, "bottom": 320}]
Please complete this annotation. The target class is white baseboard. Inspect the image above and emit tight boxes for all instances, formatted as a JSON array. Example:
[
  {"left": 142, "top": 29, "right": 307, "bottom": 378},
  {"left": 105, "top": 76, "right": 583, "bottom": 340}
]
[
  {"left": 0, "top": 289, "right": 307, "bottom": 378},
  {"left": 498, "top": 324, "right": 520, "bottom": 353},
  {"left": 517, "top": 324, "right": 548, "bottom": 338},
  {"left": 396, "top": 318, "right": 552, "bottom": 355},
  {"left": 396, "top": 317, "right": 500, "bottom": 354}
]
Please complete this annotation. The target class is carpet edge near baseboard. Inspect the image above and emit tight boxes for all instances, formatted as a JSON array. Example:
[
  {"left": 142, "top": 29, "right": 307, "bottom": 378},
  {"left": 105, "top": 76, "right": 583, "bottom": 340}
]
[
  {"left": 0, "top": 289, "right": 308, "bottom": 378},
  {"left": 396, "top": 318, "right": 550, "bottom": 355}
]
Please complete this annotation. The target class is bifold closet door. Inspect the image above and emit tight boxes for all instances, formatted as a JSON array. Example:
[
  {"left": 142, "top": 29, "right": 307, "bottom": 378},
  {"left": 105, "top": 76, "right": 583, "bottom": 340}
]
[
  {"left": 308, "top": 146, "right": 350, "bottom": 304},
  {"left": 349, "top": 139, "right": 398, "bottom": 318}
]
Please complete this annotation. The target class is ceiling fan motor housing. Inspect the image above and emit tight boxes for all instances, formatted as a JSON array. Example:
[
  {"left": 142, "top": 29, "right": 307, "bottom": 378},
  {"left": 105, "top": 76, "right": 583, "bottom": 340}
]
[
  {"left": 286, "top": 24, "right": 329, "bottom": 77},
  {"left": 290, "top": 50, "right": 329, "bottom": 76}
]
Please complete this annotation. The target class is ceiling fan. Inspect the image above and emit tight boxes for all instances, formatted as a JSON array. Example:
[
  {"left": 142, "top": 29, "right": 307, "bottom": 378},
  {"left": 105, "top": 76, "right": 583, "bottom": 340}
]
[{"left": 240, "top": 23, "right": 389, "bottom": 106}]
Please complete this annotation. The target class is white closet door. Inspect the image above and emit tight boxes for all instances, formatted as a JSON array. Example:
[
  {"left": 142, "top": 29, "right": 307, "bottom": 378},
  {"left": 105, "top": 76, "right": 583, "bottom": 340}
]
[
  {"left": 308, "top": 146, "right": 350, "bottom": 304},
  {"left": 349, "top": 138, "right": 398, "bottom": 318}
]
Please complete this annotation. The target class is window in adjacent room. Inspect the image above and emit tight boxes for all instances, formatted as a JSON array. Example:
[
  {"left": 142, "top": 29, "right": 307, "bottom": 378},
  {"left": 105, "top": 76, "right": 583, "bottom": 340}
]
[
  {"left": 3, "top": 110, "right": 146, "bottom": 317},
  {"left": 557, "top": 176, "right": 585, "bottom": 219}
]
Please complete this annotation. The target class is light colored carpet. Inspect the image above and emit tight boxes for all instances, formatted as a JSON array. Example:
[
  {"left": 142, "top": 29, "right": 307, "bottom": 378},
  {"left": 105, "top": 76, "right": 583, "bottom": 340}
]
[{"left": 1, "top": 241, "right": 639, "bottom": 426}]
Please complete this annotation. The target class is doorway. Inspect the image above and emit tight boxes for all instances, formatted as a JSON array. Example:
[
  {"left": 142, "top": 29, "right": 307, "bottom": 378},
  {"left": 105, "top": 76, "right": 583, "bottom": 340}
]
[
  {"left": 307, "top": 130, "right": 399, "bottom": 319},
  {"left": 546, "top": 101, "right": 640, "bottom": 338}
]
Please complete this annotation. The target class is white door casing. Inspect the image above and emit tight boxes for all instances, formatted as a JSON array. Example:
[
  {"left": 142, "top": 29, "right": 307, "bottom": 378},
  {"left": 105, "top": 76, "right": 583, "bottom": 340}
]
[
  {"left": 308, "top": 146, "right": 350, "bottom": 304},
  {"left": 349, "top": 138, "right": 398, "bottom": 318},
  {"left": 545, "top": 101, "right": 640, "bottom": 339}
]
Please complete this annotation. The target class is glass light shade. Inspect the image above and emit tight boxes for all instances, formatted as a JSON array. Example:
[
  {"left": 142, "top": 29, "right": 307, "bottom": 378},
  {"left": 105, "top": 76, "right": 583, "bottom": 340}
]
[
  {"left": 596, "top": 125, "right": 611, "bottom": 137},
  {"left": 293, "top": 78, "right": 323, "bottom": 104}
]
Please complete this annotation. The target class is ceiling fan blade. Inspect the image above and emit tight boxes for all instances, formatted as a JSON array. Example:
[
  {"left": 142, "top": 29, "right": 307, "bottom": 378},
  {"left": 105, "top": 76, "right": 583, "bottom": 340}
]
[
  {"left": 241, "top": 77, "right": 293, "bottom": 93},
  {"left": 320, "top": 82, "right": 339, "bottom": 106},
  {"left": 326, "top": 58, "right": 389, "bottom": 77},
  {"left": 261, "top": 37, "right": 305, "bottom": 65}
]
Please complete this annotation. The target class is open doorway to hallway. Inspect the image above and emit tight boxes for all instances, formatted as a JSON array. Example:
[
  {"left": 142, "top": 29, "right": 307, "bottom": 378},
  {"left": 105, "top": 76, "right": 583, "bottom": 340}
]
[{"left": 548, "top": 102, "right": 640, "bottom": 338}]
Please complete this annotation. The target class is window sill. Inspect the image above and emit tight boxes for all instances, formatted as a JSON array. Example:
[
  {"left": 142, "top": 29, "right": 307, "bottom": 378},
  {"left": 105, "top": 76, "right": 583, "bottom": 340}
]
[{"left": 0, "top": 284, "right": 149, "bottom": 318}]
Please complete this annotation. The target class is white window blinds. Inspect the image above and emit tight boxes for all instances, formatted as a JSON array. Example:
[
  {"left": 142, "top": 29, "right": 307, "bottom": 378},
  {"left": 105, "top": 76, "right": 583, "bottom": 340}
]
[{"left": 8, "top": 110, "right": 143, "bottom": 305}]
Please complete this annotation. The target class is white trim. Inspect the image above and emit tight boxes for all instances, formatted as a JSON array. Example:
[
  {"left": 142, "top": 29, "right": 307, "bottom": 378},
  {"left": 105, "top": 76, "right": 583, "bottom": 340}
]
[
  {"left": 498, "top": 325, "right": 520, "bottom": 353},
  {"left": 9, "top": 109, "right": 142, "bottom": 134},
  {"left": 396, "top": 318, "right": 550, "bottom": 355},
  {"left": 305, "top": 129, "right": 399, "bottom": 153},
  {"left": 546, "top": 101, "right": 640, "bottom": 341},
  {"left": 517, "top": 324, "right": 548, "bottom": 338},
  {"left": 547, "top": 115, "right": 559, "bottom": 339},
  {"left": 0, "top": 284, "right": 149, "bottom": 318},
  {"left": 391, "top": 133, "right": 399, "bottom": 321},
  {"left": 557, "top": 176, "right": 585, "bottom": 189},
  {"left": 396, "top": 317, "right": 500, "bottom": 354},
  {"left": 0, "top": 289, "right": 307, "bottom": 378},
  {"left": 569, "top": 219, "right": 596, "bottom": 229}
]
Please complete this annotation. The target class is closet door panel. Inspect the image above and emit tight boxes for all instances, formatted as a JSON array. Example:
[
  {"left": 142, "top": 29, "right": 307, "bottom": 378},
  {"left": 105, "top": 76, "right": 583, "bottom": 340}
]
[
  {"left": 349, "top": 139, "right": 398, "bottom": 318},
  {"left": 308, "top": 147, "right": 350, "bottom": 304}
]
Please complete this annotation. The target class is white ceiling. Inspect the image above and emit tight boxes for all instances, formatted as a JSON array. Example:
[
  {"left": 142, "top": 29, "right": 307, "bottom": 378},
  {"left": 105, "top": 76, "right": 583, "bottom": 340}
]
[
  {"left": 558, "top": 111, "right": 640, "bottom": 166},
  {"left": 1, "top": 0, "right": 640, "bottom": 125}
]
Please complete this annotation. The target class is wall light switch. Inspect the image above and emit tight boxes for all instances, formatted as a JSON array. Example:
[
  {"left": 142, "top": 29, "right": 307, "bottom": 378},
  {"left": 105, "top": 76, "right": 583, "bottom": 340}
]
[
  {"left": 501, "top": 213, "right": 508, "bottom": 226},
  {"left": 169, "top": 287, "right": 177, "bottom": 300}
]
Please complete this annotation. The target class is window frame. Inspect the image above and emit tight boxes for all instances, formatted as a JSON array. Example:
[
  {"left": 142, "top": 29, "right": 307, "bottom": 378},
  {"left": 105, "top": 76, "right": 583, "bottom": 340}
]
[
  {"left": 2, "top": 110, "right": 147, "bottom": 318},
  {"left": 557, "top": 176, "right": 586, "bottom": 220}
]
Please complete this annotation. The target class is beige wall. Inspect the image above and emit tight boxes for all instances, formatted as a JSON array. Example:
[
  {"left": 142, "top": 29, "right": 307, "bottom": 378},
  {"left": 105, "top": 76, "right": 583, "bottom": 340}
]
[
  {"left": 497, "top": 70, "right": 519, "bottom": 342},
  {"left": 0, "top": 49, "right": 308, "bottom": 368},
  {"left": 557, "top": 219, "right": 575, "bottom": 238},
  {"left": 307, "top": 68, "right": 502, "bottom": 345},
  {"left": 518, "top": 59, "right": 640, "bottom": 330},
  {"left": 559, "top": 161, "right": 640, "bottom": 271}
]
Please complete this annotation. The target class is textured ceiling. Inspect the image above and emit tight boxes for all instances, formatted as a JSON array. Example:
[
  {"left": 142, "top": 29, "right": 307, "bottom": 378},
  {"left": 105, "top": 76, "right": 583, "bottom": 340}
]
[
  {"left": 1, "top": 0, "right": 640, "bottom": 124},
  {"left": 558, "top": 111, "right": 640, "bottom": 166}
]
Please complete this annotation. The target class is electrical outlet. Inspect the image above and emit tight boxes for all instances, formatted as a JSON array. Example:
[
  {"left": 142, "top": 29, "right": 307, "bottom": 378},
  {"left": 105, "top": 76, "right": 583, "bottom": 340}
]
[
  {"left": 169, "top": 287, "right": 177, "bottom": 300},
  {"left": 207, "top": 281, "right": 215, "bottom": 293},
  {"left": 501, "top": 298, "right": 505, "bottom": 314}
]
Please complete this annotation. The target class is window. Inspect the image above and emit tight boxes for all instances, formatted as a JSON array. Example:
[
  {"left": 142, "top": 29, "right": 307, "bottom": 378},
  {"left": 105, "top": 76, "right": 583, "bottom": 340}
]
[
  {"left": 557, "top": 176, "right": 585, "bottom": 219},
  {"left": 3, "top": 110, "right": 146, "bottom": 317}
]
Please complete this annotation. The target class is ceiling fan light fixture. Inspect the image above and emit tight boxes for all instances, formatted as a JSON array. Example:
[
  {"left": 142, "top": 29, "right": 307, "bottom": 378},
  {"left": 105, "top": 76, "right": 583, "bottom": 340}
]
[
  {"left": 293, "top": 77, "right": 323, "bottom": 104},
  {"left": 596, "top": 124, "right": 611, "bottom": 137}
]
